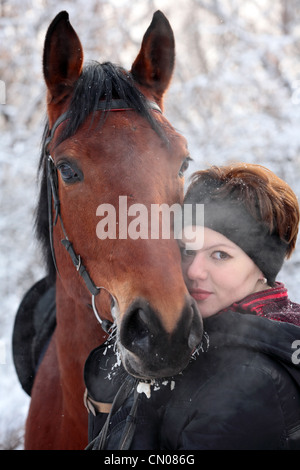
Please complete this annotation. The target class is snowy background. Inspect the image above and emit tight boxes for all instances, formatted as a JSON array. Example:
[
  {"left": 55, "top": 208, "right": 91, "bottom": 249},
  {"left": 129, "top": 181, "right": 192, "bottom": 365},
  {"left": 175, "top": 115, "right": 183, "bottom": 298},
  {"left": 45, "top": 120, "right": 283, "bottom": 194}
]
[{"left": 1, "top": 0, "right": 300, "bottom": 449}]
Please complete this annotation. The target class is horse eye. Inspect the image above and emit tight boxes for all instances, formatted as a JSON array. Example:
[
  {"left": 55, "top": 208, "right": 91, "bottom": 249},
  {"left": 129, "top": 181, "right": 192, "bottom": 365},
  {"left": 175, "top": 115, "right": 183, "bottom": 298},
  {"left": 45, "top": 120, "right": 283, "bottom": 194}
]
[
  {"left": 178, "top": 156, "right": 191, "bottom": 178},
  {"left": 58, "top": 162, "right": 82, "bottom": 183}
]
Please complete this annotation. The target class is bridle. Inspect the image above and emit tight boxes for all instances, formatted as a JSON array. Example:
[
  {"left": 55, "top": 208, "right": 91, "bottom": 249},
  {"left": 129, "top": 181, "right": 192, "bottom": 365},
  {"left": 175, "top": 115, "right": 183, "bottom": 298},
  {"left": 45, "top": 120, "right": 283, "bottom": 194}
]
[{"left": 45, "top": 98, "right": 162, "bottom": 333}]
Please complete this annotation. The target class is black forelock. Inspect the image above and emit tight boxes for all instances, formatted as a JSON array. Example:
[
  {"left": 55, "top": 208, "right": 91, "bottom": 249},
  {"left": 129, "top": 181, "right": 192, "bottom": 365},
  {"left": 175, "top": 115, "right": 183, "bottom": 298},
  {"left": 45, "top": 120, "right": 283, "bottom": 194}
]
[{"left": 55, "top": 61, "right": 164, "bottom": 146}]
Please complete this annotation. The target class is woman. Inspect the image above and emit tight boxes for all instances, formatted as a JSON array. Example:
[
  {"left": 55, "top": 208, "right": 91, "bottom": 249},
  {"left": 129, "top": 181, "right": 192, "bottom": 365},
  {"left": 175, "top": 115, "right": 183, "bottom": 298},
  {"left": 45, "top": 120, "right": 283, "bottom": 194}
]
[
  {"left": 181, "top": 163, "right": 300, "bottom": 322},
  {"left": 84, "top": 163, "right": 300, "bottom": 450}
]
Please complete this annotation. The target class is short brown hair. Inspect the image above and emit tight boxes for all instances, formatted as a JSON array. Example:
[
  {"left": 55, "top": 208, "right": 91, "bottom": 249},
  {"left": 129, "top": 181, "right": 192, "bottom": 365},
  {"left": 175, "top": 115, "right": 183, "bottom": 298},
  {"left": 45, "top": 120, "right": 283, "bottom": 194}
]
[{"left": 185, "top": 163, "right": 299, "bottom": 259}]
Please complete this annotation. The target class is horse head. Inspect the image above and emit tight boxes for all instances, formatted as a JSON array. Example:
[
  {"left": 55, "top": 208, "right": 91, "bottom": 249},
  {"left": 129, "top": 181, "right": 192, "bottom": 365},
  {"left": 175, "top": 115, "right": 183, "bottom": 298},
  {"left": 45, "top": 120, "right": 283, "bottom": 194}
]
[{"left": 38, "top": 10, "right": 202, "bottom": 380}]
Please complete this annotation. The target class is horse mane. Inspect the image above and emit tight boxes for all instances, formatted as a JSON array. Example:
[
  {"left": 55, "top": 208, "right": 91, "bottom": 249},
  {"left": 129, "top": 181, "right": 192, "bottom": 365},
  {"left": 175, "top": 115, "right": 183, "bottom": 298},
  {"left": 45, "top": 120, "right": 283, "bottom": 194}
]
[{"left": 35, "top": 61, "right": 165, "bottom": 285}]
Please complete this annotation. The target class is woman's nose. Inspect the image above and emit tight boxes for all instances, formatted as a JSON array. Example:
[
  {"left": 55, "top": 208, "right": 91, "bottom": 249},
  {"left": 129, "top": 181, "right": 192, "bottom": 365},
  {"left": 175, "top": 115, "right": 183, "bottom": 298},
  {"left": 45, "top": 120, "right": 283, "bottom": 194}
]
[{"left": 187, "top": 253, "right": 208, "bottom": 281}]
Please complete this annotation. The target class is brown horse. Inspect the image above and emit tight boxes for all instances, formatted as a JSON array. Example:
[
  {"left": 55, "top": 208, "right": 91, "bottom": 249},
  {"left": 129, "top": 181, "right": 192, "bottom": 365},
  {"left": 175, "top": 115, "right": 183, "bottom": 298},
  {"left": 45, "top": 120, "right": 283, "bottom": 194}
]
[{"left": 24, "top": 10, "right": 202, "bottom": 449}]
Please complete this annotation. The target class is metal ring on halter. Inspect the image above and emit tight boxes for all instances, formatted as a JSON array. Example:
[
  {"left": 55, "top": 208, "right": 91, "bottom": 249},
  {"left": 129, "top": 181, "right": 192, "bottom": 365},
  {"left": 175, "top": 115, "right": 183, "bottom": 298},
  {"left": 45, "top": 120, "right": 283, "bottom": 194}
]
[
  {"left": 92, "top": 294, "right": 103, "bottom": 325},
  {"left": 91, "top": 287, "right": 118, "bottom": 333}
]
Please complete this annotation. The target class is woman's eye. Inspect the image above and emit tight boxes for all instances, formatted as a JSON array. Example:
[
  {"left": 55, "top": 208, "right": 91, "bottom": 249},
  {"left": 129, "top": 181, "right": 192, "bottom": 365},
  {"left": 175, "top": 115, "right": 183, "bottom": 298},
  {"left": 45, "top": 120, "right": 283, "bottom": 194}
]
[
  {"left": 211, "top": 251, "right": 231, "bottom": 261},
  {"left": 58, "top": 163, "right": 81, "bottom": 183},
  {"left": 178, "top": 156, "right": 191, "bottom": 178}
]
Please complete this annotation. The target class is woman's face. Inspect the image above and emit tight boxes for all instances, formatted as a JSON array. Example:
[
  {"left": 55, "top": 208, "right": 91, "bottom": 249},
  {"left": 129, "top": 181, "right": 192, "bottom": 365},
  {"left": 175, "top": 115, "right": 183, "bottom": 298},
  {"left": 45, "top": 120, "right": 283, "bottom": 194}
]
[{"left": 180, "top": 226, "right": 265, "bottom": 318}]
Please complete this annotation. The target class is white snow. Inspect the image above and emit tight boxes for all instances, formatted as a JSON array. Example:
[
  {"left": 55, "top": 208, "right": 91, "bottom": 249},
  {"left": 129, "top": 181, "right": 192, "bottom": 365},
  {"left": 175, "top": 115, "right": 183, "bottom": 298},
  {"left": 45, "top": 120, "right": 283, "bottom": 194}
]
[
  {"left": 1, "top": 0, "right": 300, "bottom": 449},
  {"left": 137, "top": 379, "right": 176, "bottom": 398},
  {"left": 137, "top": 381, "right": 152, "bottom": 399}
]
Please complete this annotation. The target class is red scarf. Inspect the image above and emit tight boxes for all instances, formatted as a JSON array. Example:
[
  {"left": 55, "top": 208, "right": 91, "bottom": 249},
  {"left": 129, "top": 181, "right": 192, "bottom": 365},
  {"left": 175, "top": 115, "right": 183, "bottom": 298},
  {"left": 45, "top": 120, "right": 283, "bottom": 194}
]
[{"left": 220, "top": 282, "right": 300, "bottom": 327}]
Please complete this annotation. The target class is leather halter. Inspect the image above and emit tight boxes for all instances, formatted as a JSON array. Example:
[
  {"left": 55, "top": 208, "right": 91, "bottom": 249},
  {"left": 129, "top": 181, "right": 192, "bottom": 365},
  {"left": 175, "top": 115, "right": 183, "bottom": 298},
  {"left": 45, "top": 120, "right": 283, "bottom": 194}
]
[{"left": 45, "top": 99, "right": 162, "bottom": 333}]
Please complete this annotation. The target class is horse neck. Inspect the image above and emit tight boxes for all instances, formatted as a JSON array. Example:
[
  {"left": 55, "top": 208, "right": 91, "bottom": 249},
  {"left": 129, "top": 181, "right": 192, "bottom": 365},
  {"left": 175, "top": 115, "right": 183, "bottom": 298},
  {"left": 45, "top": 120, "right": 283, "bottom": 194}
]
[{"left": 54, "top": 278, "right": 107, "bottom": 394}]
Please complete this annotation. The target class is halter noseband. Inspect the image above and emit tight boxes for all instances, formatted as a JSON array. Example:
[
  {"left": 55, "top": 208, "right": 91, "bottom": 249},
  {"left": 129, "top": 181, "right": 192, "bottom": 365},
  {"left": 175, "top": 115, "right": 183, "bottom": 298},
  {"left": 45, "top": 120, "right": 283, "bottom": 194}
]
[{"left": 45, "top": 99, "right": 162, "bottom": 333}]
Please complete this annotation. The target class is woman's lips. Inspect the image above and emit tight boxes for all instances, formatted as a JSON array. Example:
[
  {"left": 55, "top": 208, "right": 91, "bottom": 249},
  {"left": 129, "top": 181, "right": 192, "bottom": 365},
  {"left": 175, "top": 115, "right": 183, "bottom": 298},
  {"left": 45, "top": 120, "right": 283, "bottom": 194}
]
[{"left": 190, "top": 289, "right": 212, "bottom": 301}]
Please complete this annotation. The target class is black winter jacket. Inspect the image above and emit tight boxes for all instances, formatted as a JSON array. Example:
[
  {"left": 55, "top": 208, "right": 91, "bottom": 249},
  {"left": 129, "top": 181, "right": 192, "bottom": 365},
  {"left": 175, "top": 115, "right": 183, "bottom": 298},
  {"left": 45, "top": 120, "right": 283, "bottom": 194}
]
[
  {"left": 159, "top": 312, "right": 300, "bottom": 449},
  {"left": 85, "top": 285, "right": 300, "bottom": 450}
]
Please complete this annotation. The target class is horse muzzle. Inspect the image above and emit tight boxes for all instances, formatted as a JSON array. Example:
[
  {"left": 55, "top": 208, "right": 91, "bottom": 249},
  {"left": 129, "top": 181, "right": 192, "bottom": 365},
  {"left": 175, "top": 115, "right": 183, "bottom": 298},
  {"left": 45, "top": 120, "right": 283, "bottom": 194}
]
[{"left": 117, "top": 297, "right": 203, "bottom": 379}]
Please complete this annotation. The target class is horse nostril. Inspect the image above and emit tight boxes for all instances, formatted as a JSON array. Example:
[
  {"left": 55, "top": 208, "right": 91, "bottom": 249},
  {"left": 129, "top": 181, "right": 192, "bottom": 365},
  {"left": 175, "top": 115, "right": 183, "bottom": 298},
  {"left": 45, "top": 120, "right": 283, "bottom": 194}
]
[
  {"left": 121, "top": 306, "right": 152, "bottom": 353},
  {"left": 134, "top": 308, "right": 150, "bottom": 340}
]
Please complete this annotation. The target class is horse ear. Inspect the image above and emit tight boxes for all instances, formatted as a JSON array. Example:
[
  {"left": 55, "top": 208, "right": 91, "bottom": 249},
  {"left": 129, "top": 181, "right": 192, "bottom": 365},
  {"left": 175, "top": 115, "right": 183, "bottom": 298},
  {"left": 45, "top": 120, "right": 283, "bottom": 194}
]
[
  {"left": 131, "top": 11, "right": 175, "bottom": 108},
  {"left": 43, "top": 11, "right": 83, "bottom": 107}
]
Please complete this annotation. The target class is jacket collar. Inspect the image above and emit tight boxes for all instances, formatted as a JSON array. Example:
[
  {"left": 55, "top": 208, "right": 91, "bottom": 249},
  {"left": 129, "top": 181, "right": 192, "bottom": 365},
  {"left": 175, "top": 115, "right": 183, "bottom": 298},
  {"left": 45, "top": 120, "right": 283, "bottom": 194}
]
[{"left": 219, "top": 282, "right": 300, "bottom": 327}]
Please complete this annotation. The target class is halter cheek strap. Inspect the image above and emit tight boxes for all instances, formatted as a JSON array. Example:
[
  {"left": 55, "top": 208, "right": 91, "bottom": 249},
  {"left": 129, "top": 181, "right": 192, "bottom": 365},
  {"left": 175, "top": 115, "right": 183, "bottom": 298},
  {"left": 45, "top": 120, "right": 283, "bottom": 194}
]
[
  {"left": 46, "top": 99, "right": 162, "bottom": 333},
  {"left": 47, "top": 154, "right": 114, "bottom": 333}
]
